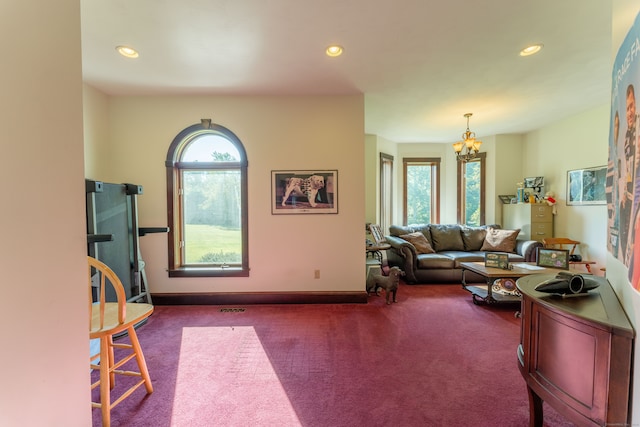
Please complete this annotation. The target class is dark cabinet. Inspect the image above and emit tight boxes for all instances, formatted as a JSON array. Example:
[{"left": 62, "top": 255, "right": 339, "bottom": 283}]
[{"left": 516, "top": 275, "right": 634, "bottom": 426}]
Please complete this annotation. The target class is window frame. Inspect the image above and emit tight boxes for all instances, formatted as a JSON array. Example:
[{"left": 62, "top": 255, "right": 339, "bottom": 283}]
[
  {"left": 165, "top": 121, "right": 249, "bottom": 277},
  {"left": 379, "top": 152, "right": 394, "bottom": 234},
  {"left": 456, "top": 153, "right": 486, "bottom": 226},
  {"left": 402, "top": 157, "right": 440, "bottom": 224}
]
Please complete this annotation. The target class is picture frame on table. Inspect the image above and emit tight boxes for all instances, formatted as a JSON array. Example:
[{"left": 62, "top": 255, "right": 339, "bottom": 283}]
[
  {"left": 567, "top": 165, "right": 607, "bottom": 206},
  {"left": 485, "top": 252, "right": 510, "bottom": 270},
  {"left": 499, "top": 195, "right": 516, "bottom": 204},
  {"left": 536, "top": 248, "right": 569, "bottom": 269},
  {"left": 271, "top": 170, "right": 338, "bottom": 215}
]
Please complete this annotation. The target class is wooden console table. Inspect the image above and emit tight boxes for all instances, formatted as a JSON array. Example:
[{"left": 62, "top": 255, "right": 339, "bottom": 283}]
[{"left": 516, "top": 275, "right": 634, "bottom": 427}]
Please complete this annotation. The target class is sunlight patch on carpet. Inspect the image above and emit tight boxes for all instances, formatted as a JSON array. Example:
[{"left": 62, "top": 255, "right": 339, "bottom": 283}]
[{"left": 171, "top": 326, "right": 302, "bottom": 426}]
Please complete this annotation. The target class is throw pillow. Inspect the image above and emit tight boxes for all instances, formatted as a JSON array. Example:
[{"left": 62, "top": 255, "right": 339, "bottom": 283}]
[
  {"left": 481, "top": 228, "right": 521, "bottom": 253},
  {"left": 399, "top": 232, "right": 436, "bottom": 254}
]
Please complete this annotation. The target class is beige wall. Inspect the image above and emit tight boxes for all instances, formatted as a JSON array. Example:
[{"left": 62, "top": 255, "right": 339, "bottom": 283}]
[
  {"left": 523, "top": 104, "right": 610, "bottom": 269},
  {"left": 1, "top": 1, "right": 90, "bottom": 426},
  {"left": 493, "top": 134, "right": 525, "bottom": 226},
  {"left": 83, "top": 94, "right": 365, "bottom": 293},
  {"left": 83, "top": 85, "right": 111, "bottom": 180}
]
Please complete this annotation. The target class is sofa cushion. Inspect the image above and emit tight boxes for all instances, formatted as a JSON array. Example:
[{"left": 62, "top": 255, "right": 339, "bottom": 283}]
[
  {"left": 439, "top": 251, "right": 486, "bottom": 268},
  {"left": 416, "top": 253, "right": 455, "bottom": 269},
  {"left": 461, "top": 226, "right": 489, "bottom": 251},
  {"left": 481, "top": 227, "right": 521, "bottom": 252},
  {"left": 410, "top": 224, "right": 433, "bottom": 244},
  {"left": 429, "top": 224, "right": 465, "bottom": 252},
  {"left": 389, "top": 225, "right": 415, "bottom": 237},
  {"left": 399, "top": 232, "right": 436, "bottom": 254}
]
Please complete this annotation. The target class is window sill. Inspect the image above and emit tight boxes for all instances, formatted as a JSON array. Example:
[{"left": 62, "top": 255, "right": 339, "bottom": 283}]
[{"left": 168, "top": 267, "right": 249, "bottom": 278}]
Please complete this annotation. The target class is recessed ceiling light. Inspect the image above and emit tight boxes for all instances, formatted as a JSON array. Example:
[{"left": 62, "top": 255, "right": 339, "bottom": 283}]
[
  {"left": 116, "top": 45, "right": 139, "bottom": 59},
  {"left": 326, "top": 45, "right": 343, "bottom": 57},
  {"left": 519, "top": 44, "right": 543, "bottom": 57}
]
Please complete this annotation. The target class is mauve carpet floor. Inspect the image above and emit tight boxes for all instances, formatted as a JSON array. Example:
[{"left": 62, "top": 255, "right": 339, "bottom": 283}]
[{"left": 92, "top": 283, "right": 574, "bottom": 426}]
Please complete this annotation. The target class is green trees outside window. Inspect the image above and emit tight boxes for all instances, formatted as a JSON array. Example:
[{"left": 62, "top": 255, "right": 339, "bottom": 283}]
[
  {"left": 403, "top": 158, "right": 440, "bottom": 224},
  {"left": 457, "top": 153, "right": 486, "bottom": 226}
]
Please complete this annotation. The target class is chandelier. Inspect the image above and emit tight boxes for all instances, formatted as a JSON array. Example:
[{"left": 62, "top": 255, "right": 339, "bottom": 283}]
[{"left": 453, "top": 113, "right": 482, "bottom": 162}]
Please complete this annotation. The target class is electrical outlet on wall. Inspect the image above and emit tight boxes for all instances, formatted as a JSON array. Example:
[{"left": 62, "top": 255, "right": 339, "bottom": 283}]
[{"left": 314, "top": 270, "right": 320, "bottom": 279}]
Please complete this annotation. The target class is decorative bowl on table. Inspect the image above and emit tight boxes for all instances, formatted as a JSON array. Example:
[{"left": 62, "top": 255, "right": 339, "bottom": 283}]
[{"left": 492, "top": 278, "right": 522, "bottom": 297}]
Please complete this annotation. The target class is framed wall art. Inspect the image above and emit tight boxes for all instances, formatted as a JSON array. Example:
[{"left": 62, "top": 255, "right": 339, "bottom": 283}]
[
  {"left": 567, "top": 165, "right": 607, "bottom": 206},
  {"left": 271, "top": 170, "right": 338, "bottom": 215},
  {"left": 524, "top": 176, "right": 544, "bottom": 189},
  {"left": 536, "top": 248, "right": 569, "bottom": 269}
]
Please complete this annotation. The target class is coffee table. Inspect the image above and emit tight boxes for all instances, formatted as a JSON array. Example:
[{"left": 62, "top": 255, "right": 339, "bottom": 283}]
[{"left": 460, "top": 262, "right": 573, "bottom": 305}]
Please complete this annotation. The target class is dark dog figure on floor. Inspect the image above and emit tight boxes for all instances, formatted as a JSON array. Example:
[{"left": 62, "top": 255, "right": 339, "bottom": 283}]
[{"left": 367, "top": 266, "right": 404, "bottom": 304}]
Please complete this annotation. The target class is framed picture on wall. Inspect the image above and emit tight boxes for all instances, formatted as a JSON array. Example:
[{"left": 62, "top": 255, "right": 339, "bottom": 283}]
[
  {"left": 271, "top": 170, "right": 338, "bottom": 214},
  {"left": 524, "top": 176, "right": 544, "bottom": 189},
  {"left": 567, "top": 165, "right": 607, "bottom": 206}
]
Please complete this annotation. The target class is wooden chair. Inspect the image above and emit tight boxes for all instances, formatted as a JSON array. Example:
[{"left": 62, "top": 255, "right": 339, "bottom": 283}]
[
  {"left": 367, "top": 224, "right": 391, "bottom": 267},
  {"left": 89, "top": 256, "right": 154, "bottom": 426},
  {"left": 542, "top": 237, "right": 595, "bottom": 273},
  {"left": 368, "top": 224, "right": 387, "bottom": 245}
]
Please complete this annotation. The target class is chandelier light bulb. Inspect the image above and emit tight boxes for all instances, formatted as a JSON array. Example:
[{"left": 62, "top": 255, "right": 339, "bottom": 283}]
[{"left": 453, "top": 113, "right": 482, "bottom": 162}]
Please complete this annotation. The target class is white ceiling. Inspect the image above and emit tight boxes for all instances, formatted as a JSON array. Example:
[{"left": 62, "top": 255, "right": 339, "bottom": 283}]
[{"left": 81, "top": 0, "right": 614, "bottom": 143}]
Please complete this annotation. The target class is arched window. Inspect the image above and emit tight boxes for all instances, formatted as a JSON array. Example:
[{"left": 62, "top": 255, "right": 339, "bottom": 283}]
[{"left": 166, "top": 119, "right": 248, "bottom": 277}]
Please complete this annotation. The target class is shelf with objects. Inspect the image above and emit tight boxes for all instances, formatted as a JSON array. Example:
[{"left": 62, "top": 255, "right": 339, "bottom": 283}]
[{"left": 502, "top": 176, "right": 558, "bottom": 243}]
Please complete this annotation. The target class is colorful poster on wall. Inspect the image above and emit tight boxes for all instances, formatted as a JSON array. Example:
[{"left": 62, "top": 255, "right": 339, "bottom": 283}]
[{"left": 610, "top": 11, "right": 640, "bottom": 290}]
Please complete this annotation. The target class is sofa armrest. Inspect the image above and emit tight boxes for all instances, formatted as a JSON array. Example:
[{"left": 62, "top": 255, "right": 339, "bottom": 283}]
[
  {"left": 385, "top": 235, "right": 418, "bottom": 283},
  {"left": 385, "top": 235, "right": 417, "bottom": 257},
  {"left": 516, "top": 240, "right": 543, "bottom": 262}
]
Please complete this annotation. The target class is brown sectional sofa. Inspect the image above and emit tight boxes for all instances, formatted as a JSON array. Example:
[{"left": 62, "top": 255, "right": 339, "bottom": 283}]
[{"left": 384, "top": 223, "right": 542, "bottom": 284}]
